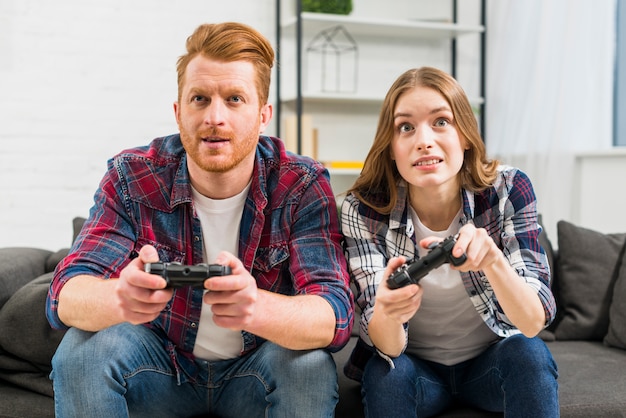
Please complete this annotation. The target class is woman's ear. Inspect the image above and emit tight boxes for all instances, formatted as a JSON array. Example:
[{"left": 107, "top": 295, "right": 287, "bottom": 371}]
[{"left": 462, "top": 136, "right": 471, "bottom": 150}]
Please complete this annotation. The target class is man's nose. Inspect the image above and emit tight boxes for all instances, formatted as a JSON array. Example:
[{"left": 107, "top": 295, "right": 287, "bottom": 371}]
[{"left": 203, "top": 101, "right": 225, "bottom": 125}]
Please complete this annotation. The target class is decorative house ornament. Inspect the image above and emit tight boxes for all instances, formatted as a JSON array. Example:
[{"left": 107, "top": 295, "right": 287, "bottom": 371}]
[
  {"left": 305, "top": 25, "right": 358, "bottom": 94},
  {"left": 301, "top": 0, "right": 353, "bottom": 15}
]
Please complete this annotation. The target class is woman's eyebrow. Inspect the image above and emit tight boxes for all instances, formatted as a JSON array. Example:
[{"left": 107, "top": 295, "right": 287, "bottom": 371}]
[
  {"left": 429, "top": 106, "right": 452, "bottom": 115},
  {"left": 394, "top": 106, "right": 451, "bottom": 120}
]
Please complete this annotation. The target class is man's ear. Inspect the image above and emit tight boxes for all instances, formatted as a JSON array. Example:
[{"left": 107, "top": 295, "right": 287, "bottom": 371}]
[
  {"left": 173, "top": 101, "right": 180, "bottom": 125},
  {"left": 259, "top": 103, "right": 273, "bottom": 134}
]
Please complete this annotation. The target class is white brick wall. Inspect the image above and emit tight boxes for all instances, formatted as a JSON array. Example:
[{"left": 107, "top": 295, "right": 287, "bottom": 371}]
[{"left": 0, "top": 0, "right": 276, "bottom": 250}]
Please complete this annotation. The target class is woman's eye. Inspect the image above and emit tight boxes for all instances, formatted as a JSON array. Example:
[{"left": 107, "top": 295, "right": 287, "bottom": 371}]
[
  {"left": 398, "top": 123, "right": 413, "bottom": 133},
  {"left": 435, "top": 118, "right": 450, "bottom": 127}
]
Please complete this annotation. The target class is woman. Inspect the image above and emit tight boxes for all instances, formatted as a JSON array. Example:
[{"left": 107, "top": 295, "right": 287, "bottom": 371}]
[{"left": 341, "top": 67, "right": 559, "bottom": 417}]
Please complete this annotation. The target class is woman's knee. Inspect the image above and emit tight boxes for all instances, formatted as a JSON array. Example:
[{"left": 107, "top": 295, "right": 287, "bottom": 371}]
[
  {"left": 362, "top": 353, "right": 416, "bottom": 388},
  {"left": 494, "top": 334, "right": 558, "bottom": 378}
]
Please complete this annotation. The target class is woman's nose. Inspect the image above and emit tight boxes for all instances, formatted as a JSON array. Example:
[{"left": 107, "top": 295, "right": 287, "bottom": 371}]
[{"left": 414, "top": 125, "right": 434, "bottom": 150}]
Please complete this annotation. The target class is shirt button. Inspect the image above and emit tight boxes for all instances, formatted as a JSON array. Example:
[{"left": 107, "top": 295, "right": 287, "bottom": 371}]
[
  {"left": 190, "top": 322, "right": 197, "bottom": 328},
  {"left": 194, "top": 235, "right": 200, "bottom": 241}
]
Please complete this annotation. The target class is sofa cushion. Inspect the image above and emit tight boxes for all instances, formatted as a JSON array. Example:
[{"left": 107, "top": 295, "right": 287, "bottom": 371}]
[
  {"left": 604, "top": 239, "right": 626, "bottom": 350},
  {"left": 44, "top": 217, "right": 85, "bottom": 273},
  {"left": 546, "top": 340, "right": 626, "bottom": 415},
  {"left": 0, "top": 248, "right": 52, "bottom": 310},
  {"left": 552, "top": 221, "right": 626, "bottom": 340},
  {"left": 0, "top": 272, "right": 66, "bottom": 396},
  {"left": 45, "top": 248, "right": 70, "bottom": 273}
]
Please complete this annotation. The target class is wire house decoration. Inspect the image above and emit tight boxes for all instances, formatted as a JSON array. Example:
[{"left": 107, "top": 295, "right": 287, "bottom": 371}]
[{"left": 305, "top": 25, "right": 358, "bottom": 94}]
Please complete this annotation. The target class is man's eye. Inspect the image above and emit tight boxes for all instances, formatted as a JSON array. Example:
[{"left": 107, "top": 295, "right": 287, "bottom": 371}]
[
  {"left": 229, "top": 95, "right": 243, "bottom": 103},
  {"left": 191, "top": 95, "right": 206, "bottom": 103}
]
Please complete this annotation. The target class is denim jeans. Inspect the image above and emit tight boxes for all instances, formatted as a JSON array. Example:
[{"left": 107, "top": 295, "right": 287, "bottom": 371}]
[
  {"left": 361, "top": 334, "right": 559, "bottom": 418},
  {"left": 50, "top": 323, "right": 338, "bottom": 418}
]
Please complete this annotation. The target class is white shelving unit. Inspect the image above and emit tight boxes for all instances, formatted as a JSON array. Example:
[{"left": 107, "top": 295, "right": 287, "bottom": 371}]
[
  {"left": 275, "top": 1, "right": 485, "bottom": 196},
  {"left": 281, "top": 12, "right": 484, "bottom": 39}
]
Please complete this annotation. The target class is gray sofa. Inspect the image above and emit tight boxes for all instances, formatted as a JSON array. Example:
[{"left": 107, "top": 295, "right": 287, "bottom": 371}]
[{"left": 1, "top": 219, "right": 626, "bottom": 417}]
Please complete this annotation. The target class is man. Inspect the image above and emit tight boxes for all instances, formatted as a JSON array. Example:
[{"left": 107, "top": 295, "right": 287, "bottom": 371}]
[{"left": 46, "top": 22, "right": 353, "bottom": 418}]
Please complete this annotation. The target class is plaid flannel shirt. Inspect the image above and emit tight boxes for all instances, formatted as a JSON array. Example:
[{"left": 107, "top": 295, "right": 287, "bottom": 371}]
[
  {"left": 47, "top": 134, "right": 353, "bottom": 383},
  {"left": 341, "top": 165, "right": 555, "bottom": 380}
]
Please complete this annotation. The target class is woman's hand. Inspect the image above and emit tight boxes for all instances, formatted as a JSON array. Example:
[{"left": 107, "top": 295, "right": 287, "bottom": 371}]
[
  {"left": 375, "top": 256, "right": 423, "bottom": 325},
  {"left": 422, "top": 223, "right": 546, "bottom": 336},
  {"left": 437, "top": 223, "right": 505, "bottom": 273},
  {"left": 368, "top": 256, "right": 424, "bottom": 357}
]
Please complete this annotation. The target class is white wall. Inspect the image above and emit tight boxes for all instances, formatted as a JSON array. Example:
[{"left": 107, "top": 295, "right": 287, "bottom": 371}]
[
  {"left": 1, "top": 0, "right": 482, "bottom": 251},
  {"left": 485, "top": 0, "right": 617, "bottom": 244},
  {"left": 572, "top": 149, "right": 626, "bottom": 234},
  {"left": 2, "top": 0, "right": 619, "bottom": 251},
  {"left": 0, "top": 0, "right": 276, "bottom": 250}
]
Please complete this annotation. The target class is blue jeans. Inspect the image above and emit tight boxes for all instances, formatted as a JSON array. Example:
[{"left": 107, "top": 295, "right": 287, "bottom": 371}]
[
  {"left": 361, "top": 335, "right": 559, "bottom": 418},
  {"left": 50, "top": 323, "right": 338, "bottom": 418}
]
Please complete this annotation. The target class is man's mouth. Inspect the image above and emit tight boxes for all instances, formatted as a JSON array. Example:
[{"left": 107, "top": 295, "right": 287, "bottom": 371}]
[{"left": 201, "top": 136, "right": 229, "bottom": 143}]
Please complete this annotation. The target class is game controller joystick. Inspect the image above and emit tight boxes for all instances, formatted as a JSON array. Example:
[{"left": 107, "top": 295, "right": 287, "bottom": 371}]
[
  {"left": 387, "top": 234, "right": 467, "bottom": 289},
  {"left": 144, "top": 262, "right": 232, "bottom": 288}
]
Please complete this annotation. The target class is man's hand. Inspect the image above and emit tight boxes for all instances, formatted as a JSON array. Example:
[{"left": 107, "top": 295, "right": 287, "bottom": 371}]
[
  {"left": 201, "top": 251, "right": 258, "bottom": 331},
  {"left": 115, "top": 245, "right": 174, "bottom": 325}
]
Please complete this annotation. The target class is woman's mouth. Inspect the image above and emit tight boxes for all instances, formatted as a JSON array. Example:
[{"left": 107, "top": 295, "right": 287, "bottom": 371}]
[{"left": 414, "top": 158, "right": 442, "bottom": 167}]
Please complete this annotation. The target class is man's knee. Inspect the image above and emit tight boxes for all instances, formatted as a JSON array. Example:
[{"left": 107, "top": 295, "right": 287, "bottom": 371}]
[
  {"left": 52, "top": 323, "right": 154, "bottom": 377},
  {"left": 261, "top": 343, "right": 337, "bottom": 388}
]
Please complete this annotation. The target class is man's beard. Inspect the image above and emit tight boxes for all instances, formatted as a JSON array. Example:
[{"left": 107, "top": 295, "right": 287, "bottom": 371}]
[{"left": 180, "top": 126, "right": 258, "bottom": 173}]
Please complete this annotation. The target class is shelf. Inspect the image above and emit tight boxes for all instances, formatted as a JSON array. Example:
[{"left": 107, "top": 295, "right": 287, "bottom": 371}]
[
  {"left": 327, "top": 168, "right": 362, "bottom": 176},
  {"left": 281, "top": 12, "right": 484, "bottom": 39},
  {"left": 282, "top": 93, "right": 382, "bottom": 106},
  {"left": 281, "top": 92, "right": 485, "bottom": 107},
  {"left": 276, "top": 2, "right": 486, "bottom": 165}
]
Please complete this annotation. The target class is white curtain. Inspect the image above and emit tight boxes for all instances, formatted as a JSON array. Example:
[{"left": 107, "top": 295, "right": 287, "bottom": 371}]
[{"left": 485, "top": 0, "right": 616, "bottom": 242}]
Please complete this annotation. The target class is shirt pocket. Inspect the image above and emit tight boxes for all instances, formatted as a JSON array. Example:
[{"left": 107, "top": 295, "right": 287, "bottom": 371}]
[
  {"left": 133, "top": 237, "right": 186, "bottom": 264},
  {"left": 252, "top": 245, "right": 290, "bottom": 292}
]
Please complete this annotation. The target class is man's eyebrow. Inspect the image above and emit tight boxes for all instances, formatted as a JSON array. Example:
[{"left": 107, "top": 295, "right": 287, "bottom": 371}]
[{"left": 186, "top": 87, "right": 205, "bottom": 96}]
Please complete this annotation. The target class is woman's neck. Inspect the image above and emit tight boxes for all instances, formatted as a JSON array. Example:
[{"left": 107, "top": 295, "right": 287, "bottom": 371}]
[{"left": 408, "top": 186, "right": 462, "bottom": 232}]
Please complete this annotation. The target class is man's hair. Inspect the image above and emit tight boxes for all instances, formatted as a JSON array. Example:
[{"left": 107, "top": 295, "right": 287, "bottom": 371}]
[
  {"left": 349, "top": 66, "right": 499, "bottom": 214},
  {"left": 176, "top": 22, "right": 275, "bottom": 105}
]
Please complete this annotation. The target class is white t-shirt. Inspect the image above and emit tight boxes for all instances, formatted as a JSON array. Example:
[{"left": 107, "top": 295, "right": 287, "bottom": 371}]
[
  {"left": 191, "top": 183, "right": 250, "bottom": 361},
  {"left": 406, "top": 207, "right": 498, "bottom": 365}
]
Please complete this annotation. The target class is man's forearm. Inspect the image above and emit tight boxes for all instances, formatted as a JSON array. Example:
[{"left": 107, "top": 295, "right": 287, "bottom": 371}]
[
  {"left": 247, "top": 291, "right": 337, "bottom": 350},
  {"left": 57, "top": 275, "right": 124, "bottom": 331}
]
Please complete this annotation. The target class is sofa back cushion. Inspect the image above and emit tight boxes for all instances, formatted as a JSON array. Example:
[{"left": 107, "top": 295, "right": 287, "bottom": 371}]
[
  {"left": 604, "top": 240, "right": 626, "bottom": 349},
  {"left": 0, "top": 272, "right": 66, "bottom": 397},
  {"left": 0, "top": 248, "right": 52, "bottom": 310},
  {"left": 551, "top": 220, "right": 626, "bottom": 340}
]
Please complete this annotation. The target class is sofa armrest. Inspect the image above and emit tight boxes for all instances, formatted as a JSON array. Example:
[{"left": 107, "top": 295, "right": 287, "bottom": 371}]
[{"left": 0, "top": 247, "right": 52, "bottom": 309}]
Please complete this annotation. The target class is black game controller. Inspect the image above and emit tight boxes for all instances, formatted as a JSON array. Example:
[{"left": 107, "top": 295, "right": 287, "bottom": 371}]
[
  {"left": 144, "top": 262, "right": 232, "bottom": 288},
  {"left": 387, "top": 234, "right": 467, "bottom": 289}
]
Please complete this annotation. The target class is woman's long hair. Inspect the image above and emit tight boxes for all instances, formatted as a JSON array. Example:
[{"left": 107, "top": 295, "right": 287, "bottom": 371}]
[{"left": 348, "top": 66, "right": 499, "bottom": 214}]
